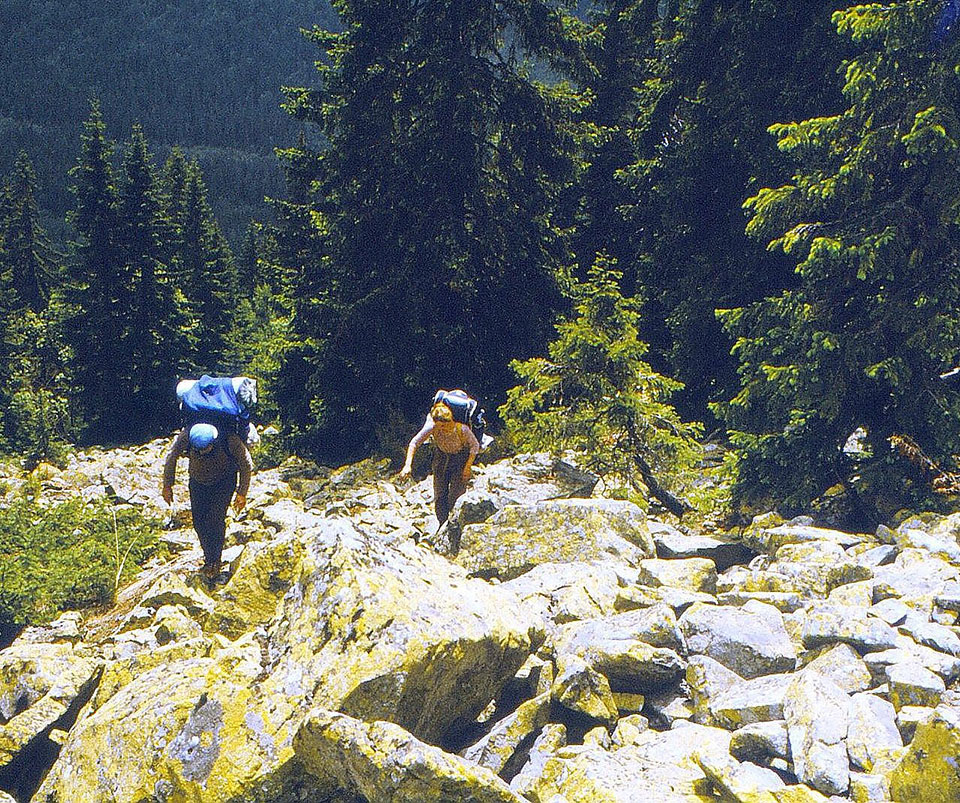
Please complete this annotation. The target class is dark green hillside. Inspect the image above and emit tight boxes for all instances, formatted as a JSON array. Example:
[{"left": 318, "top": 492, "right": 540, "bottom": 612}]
[{"left": 0, "top": 0, "right": 337, "bottom": 240}]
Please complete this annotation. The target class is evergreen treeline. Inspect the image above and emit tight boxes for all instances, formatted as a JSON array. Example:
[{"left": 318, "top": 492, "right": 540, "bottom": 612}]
[
  {"left": 3, "top": 0, "right": 960, "bottom": 524},
  {"left": 0, "top": 103, "right": 289, "bottom": 458},
  {"left": 0, "top": 0, "right": 338, "bottom": 241}
]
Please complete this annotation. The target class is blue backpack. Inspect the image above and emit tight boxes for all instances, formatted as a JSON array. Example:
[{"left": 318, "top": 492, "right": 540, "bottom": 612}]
[
  {"left": 433, "top": 389, "right": 486, "bottom": 444},
  {"left": 178, "top": 375, "right": 256, "bottom": 443}
]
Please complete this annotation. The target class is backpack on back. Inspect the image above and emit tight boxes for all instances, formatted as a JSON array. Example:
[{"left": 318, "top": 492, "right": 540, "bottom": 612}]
[
  {"left": 177, "top": 375, "right": 259, "bottom": 444},
  {"left": 433, "top": 389, "right": 487, "bottom": 447}
]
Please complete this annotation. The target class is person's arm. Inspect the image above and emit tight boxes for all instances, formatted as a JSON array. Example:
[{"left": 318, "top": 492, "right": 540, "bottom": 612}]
[
  {"left": 228, "top": 435, "right": 254, "bottom": 510},
  {"left": 161, "top": 429, "right": 189, "bottom": 503},
  {"left": 400, "top": 416, "right": 434, "bottom": 477},
  {"left": 461, "top": 424, "right": 480, "bottom": 480}
]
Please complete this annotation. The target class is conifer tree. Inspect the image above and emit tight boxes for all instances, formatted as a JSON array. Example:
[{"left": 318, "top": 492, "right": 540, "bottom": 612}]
[
  {"left": 117, "top": 125, "right": 190, "bottom": 435},
  {"left": 65, "top": 101, "right": 133, "bottom": 441},
  {"left": 717, "top": 1, "right": 960, "bottom": 517},
  {"left": 0, "top": 153, "right": 72, "bottom": 459},
  {"left": 180, "top": 163, "right": 238, "bottom": 371},
  {"left": 610, "top": 0, "right": 844, "bottom": 415},
  {"left": 277, "top": 0, "right": 585, "bottom": 458},
  {"left": 0, "top": 152, "right": 57, "bottom": 313},
  {"left": 500, "top": 256, "right": 701, "bottom": 515},
  {"left": 160, "top": 147, "right": 190, "bottom": 275}
]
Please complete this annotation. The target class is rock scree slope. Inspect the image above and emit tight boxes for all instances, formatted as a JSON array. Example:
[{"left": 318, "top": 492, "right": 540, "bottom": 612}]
[{"left": 0, "top": 441, "right": 959, "bottom": 802}]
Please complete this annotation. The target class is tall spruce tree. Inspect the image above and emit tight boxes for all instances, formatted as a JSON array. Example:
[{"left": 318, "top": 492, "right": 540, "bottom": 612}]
[
  {"left": 608, "top": 0, "right": 845, "bottom": 417},
  {"left": 180, "top": 163, "right": 238, "bottom": 372},
  {"left": 0, "top": 152, "right": 56, "bottom": 313},
  {"left": 275, "top": 0, "right": 586, "bottom": 458},
  {"left": 117, "top": 125, "right": 190, "bottom": 436},
  {"left": 717, "top": 1, "right": 960, "bottom": 518},
  {"left": 65, "top": 101, "right": 133, "bottom": 441},
  {"left": 0, "top": 153, "right": 72, "bottom": 459}
]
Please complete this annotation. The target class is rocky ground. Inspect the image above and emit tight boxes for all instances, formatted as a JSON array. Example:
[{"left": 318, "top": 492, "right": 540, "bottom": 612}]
[{"left": 1, "top": 438, "right": 959, "bottom": 802}]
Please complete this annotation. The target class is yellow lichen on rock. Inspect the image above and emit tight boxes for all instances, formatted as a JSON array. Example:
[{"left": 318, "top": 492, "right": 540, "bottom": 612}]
[{"left": 888, "top": 706, "right": 960, "bottom": 803}]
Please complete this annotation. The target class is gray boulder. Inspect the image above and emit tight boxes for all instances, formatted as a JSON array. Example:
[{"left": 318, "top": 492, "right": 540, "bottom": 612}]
[
  {"left": 295, "top": 709, "right": 525, "bottom": 803},
  {"left": 783, "top": 672, "right": 850, "bottom": 796},
  {"left": 456, "top": 498, "right": 655, "bottom": 581},
  {"left": 846, "top": 692, "right": 902, "bottom": 772},
  {"left": 679, "top": 601, "right": 797, "bottom": 679}
]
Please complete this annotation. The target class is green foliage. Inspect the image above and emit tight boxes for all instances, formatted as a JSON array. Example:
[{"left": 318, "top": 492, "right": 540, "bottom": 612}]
[
  {"left": 500, "top": 257, "right": 703, "bottom": 508},
  {"left": 603, "top": 0, "right": 846, "bottom": 417},
  {"left": 0, "top": 481, "right": 166, "bottom": 643},
  {"left": 274, "top": 0, "right": 587, "bottom": 460},
  {"left": 717, "top": 0, "right": 960, "bottom": 519},
  {"left": 0, "top": 153, "right": 73, "bottom": 463},
  {"left": 62, "top": 105, "right": 239, "bottom": 444},
  {"left": 1, "top": 309, "right": 73, "bottom": 466},
  {"left": 0, "top": 0, "right": 337, "bottom": 243}
]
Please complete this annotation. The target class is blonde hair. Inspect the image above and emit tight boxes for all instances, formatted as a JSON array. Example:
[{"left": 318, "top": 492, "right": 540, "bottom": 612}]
[{"left": 430, "top": 402, "right": 454, "bottom": 422}]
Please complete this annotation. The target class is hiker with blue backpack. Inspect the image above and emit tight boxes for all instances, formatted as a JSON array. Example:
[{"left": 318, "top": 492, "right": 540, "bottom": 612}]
[
  {"left": 399, "top": 389, "right": 482, "bottom": 525},
  {"left": 162, "top": 376, "right": 256, "bottom": 581}
]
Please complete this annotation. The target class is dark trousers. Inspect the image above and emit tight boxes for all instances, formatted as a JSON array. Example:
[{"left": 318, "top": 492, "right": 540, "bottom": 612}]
[
  {"left": 189, "top": 472, "right": 237, "bottom": 568},
  {"left": 432, "top": 447, "right": 470, "bottom": 524}
]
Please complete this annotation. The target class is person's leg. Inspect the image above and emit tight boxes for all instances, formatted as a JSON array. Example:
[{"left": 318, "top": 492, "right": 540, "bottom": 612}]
[
  {"left": 446, "top": 448, "right": 470, "bottom": 512},
  {"left": 189, "top": 473, "right": 236, "bottom": 574},
  {"left": 204, "top": 472, "right": 237, "bottom": 574},
  {"left": 432, "top": 451, "right": 453, "bottom": 524},
  {"left": 189, "top": 479, "right": 217, "bottom": 569}
]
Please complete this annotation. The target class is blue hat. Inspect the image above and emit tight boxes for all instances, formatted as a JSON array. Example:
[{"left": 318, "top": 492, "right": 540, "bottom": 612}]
[{"left": 189, "top": 423, "right": 218, "bottom": 449}]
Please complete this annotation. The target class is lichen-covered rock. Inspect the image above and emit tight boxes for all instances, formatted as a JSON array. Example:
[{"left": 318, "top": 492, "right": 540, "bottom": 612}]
[
  {"left": 611, "top": 713, "right": 649, "bottom": 748},
  {"left": 729, "top": 720, "right": 790, "bottom": 764},
  {"left": 462, "top": 692, "right": 551, "bottom": 774},
  {"left": 34, "top": 654, "right": 314, "bottom": 803},
  {"left": 0, "top": 643, "right": 101, "bottom": 768},
  {"left": 135, "top": 572, "right": 216, "bottom": 621},
  {"left": 11, "top": 611, "right": 84, "bottom": 646},
  {"left": 863, "top": 640, "right": 960, "bottom": 686},
  {"left": 848, "top": 771, "right": 890, "bottom": 803},
  {"left": 898, "top": 614, "right": 960, "bottom": 657},
  {"left": 523, "top": 723, "right": 731, "bottom": 803},
  {"left": 680, "top": 601, "right": 797, "bottom": 679},
  {"left": 636, "top": 558, "right": 718, "bottom": 594},
  {"left": 90, "top": 636, "right": 212, "bottom": 711},
  {"left": 257, "top": 521, "right": 535, "bottom": 745},
  {"left": 652, "top": 526, "right": 754, "bottom": 572},
  {"left": 801, "top": 604, "right": 897, "bottom": 653},
  {"left": 846, "top": 692, "right": 902, "bottom": 772},
  {"left": 708, "top": 673, "right": 793, "bottom": 730},
  {"left": 509, "top": 723, "right": 567, "bottom": 797},
  {"left": 35, "top": 518, "right": 535, "bottom": 802},
  {"left": 872, "top": 549, "right": 959, "bottom": 611},
  {"left": 446, "top": 454, "right": 600, "bottom": 535},
  {"left": 456, "top": 498, "right": 654, "bottom": 581},
  {"left": 696, "top": 750, "right": 786, "bottom": 802},
  {"left": 886, "top": 661, "right": 945, "bottom": 710},
  {"left": 888, "top": 705, "right": 960, "bottom": 803},
  {"left": 800, "top": 643, "right": 872, "bottom": 694},
  {"left": 206, "top": 533, "right": 304, "bottom": 638},
  {"left": 741, "top": 521, "right": 867, "bottom": 556},
  {"left": 687, "top": 655, "right": 742, "bottom": 723},
  {"left": 294, "top": 708, "right": 525, "bottom": 803},
  {"left": 499, "top": 561, "right": 624, "bottom": 629},
  {"left": 783, "top": 672, "right": 849, "bottom": 796},
  {"left": 552, "top": 612, "right": 686, "bottom": 693},
  {"left": 551, "top": 657, "right": 618, "bottom": 724}
]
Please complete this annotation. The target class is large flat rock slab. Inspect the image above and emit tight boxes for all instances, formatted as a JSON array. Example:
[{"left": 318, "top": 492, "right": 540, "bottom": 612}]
[{"left": 456, "top": 499, "right": 655, "bottom": 581}]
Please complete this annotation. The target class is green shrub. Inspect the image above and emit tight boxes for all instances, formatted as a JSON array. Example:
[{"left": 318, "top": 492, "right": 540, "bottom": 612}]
[{"left": 0, "top": 482, "right": 167, "bottom": 644}]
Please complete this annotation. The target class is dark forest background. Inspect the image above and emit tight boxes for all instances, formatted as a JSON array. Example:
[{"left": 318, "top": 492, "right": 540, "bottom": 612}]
[
  {"left": 0, "top": 0, "right": 338, "bottom": 242},
  {"left": 3, "top": 0, "right": 960, "bottom": 526}
]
